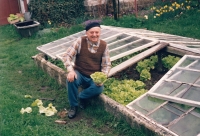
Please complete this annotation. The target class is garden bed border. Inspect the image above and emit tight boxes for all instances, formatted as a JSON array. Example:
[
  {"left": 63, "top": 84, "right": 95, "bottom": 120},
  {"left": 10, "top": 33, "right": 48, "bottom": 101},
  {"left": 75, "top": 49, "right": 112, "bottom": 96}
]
[{"left": 32, "top": 52, "right": 177, "bottom": 136}]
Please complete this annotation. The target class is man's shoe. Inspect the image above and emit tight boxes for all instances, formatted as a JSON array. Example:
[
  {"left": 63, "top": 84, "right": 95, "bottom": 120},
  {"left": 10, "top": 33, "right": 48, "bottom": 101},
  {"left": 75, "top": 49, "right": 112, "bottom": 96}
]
[
  {"left": 79, "top": 98, "right": 87, "bottom": 109},
  {"left": 68, "top": 106, "right": 77, "bottom": 119}
]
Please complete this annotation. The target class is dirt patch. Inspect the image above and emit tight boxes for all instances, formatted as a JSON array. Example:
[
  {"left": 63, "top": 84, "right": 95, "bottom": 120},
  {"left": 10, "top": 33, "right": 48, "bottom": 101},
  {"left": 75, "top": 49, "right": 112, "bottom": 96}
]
[{"left": 111, "top": 64, "right": 167, "bottom": 90}]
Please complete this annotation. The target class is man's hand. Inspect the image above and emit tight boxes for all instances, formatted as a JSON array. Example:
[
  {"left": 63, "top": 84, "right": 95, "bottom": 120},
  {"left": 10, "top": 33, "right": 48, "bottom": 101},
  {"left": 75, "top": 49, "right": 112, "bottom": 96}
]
[
  {"left": 95, "top": 83, "right": 103, "bottom": 86},
  {"left": 67, "top": 70, "right": 77, "bottom": 82}
]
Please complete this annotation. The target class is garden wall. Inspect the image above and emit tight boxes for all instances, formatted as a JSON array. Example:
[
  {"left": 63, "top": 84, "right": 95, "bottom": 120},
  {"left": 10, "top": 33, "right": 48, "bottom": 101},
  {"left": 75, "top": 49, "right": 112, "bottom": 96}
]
[{"left": 84, "top": 0, "right": 155, "bottom": 17}]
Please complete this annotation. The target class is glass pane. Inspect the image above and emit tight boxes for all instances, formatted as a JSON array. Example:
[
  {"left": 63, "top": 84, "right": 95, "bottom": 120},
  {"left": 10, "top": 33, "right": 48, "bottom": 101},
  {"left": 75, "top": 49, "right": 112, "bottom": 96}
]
[
  {"left": 169, "top": 102, "right": 192, "bottom": 112},
  {"left": 170, "top": 84, "right": 189, "bottom": 96},
  {"left": 100, "top": 31, "right": 120, "bottom": 39},
  {"left": 47, "top": 41, "right": 73, "bottom": 53},
  {"left": 181, "top": 86, "right": 200, "bottom": 102},
  {"left": 169, "top": 70, "right": 200, "bottom": 84},
  {"left": 72, "top": 31, "right": 85, "bottom": 38},
  {"left": 194, "top": 107, "right": 200, "bottom": 114},
  {"left": 153, "top": 81, "right": 180, "bottom": 95},
  {"left": 101, "top": 28, "right": 111, "bottom": 34},
  {"left": 108, "top": 36, "right": 140, "bottom": 50},
  {"left": 189, "top": 60, "right": 200, "bottom": 70},
  {"left": 178, "top": 57, "right": 196, "bottom": 67},
  {"left": 191, "top": 108, "right": 200, "bottom": 118},
  {"left": 129, "top": 96, "right": 164, "bottom": 115},
  {"left": 105, "top": 34, "right": 130, "bottom": 44},
  {"left": 195, "top": 79, "right": 200, "bottom": 85},
  {"left": 164, "top": 104, "right": 184, "bottom": 116},
  {"left": 149, "top": 107, "right": 179, "bottom": 125},
  {"left": 109, "top": 39, "right": 151, "bottom": 57},
  {"left": 169, "top": 113, "right": 200, "bottom": 136},
  {"left": 129, "top": 103, "right": 149, "bottom": 115}
]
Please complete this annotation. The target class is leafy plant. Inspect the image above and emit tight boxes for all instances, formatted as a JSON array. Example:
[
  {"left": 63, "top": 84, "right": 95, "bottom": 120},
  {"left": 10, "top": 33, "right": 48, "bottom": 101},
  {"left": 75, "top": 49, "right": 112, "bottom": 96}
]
[
  {"left": 136, "top": 55, "right": 158, "bottom": 81},
  {"left": 104, "top": 78, "right": 147, "bottom": 105},
  {"left": 90, "top": 72, "right": 107, "bottom": 84},
  {"left": 162, "top": 55, "right": 180, "bottom": 70},
  {"left": 140, "top": 69, "right": 151, "bottom": 81},
  {"left": 7, "top": 13, "right": 24, "bottom": 24},
  {"left": 28, "top": 0, "right": 85, "bottom": 27},
  {"left": 150, "top": 0, "right": 199, "bottom": 20}
]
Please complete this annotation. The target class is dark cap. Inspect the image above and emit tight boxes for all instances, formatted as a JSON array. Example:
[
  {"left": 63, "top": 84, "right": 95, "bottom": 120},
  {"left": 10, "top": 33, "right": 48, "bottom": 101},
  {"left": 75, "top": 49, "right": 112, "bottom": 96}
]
[{"left": 85, "top": 22, "right": 101, "bottom": 31}]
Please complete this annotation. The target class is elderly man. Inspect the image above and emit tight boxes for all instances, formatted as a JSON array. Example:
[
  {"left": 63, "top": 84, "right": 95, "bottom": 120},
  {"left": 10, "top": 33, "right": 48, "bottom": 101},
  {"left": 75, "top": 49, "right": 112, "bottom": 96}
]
[{"left": 62, "top": 22, "right": 111, "bottom": 119}]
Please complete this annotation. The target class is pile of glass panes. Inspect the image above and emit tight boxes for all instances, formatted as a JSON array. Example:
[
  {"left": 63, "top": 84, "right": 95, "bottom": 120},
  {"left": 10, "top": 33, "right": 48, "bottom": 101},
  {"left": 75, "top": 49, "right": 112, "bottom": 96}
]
[
  {"left": 37, "top": 28, "right": 159, "bottom": 61},
  {"left": 127, "top": 55, "right": 200, "bottom": 136}
]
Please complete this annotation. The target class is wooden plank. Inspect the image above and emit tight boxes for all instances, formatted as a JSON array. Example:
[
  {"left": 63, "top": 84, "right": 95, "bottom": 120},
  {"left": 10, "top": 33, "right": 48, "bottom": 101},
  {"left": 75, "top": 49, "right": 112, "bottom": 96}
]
[
  {"left": 148, "top": 92, "right": 200, "bottom": 108},
  {"left": 176, "top": 67, "right": 200, "bottom": 72},
  {"left": 164, "top": 79, "right": 200, "bottom": 88},
  {"left": 166, "top": 45, "right": 200, "bottom": 56},
  {"left": 108, "top": 42, "right": 169, "bottom": 77}
]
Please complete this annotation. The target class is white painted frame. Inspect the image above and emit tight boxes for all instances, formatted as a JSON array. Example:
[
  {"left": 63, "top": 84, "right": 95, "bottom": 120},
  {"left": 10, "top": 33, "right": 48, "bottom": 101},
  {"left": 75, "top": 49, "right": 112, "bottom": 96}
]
[{"left": 148, "top": 55, "right": 200, "bottom": 108}]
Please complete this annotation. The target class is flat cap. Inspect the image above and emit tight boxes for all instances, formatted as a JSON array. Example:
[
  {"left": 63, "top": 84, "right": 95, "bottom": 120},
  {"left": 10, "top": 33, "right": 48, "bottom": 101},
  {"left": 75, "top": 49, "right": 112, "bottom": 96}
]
[{"left": 85, "top": 22, "right": 101, "bottom": 31}]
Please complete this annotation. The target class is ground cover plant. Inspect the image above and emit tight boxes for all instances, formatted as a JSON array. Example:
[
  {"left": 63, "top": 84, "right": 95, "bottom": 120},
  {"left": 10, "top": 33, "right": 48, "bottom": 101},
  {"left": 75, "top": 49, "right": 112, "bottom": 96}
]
[{"left": 0, "top": 0, "right": 200, "bottom": 135}]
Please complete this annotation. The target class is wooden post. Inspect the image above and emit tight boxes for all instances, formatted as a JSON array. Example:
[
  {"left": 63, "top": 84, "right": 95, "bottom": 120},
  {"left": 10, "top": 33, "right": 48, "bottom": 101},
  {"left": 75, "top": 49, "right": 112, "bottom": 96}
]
[
  {"left": 157, "top": 49, "right": 164, "bottom": 73},
  {"left": 134, "top": 0, "right": 138, "bottom": 18},
  {"left": 112, "top": 0, "right": 118, "bottom": 20}
]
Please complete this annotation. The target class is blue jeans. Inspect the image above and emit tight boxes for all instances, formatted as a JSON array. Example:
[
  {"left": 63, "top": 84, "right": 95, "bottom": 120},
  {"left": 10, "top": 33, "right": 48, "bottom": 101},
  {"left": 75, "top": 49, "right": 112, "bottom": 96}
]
[{"left": 66, "top": 70, "right": 104, "bottom": 107}]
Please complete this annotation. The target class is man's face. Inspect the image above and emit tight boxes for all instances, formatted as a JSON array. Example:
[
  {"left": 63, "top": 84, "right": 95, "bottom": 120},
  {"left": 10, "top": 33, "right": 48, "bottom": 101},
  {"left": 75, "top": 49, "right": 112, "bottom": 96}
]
[{"left": 86, "top": 27, "right": 101, "bottom": 43}]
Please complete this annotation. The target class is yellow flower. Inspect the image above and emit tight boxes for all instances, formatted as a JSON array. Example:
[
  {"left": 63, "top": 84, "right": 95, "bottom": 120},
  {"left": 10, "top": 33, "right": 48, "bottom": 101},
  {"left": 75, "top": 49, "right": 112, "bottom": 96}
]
[
  {"left": 156, "top": 9, "right": 160, "bottom": 13},
  {"left": 186, "top": 6, "right": 190, "bottom": 10},
  {"left": 48, "top": 20, "right": 51, "bottom": 25},
  {"left": 176, "top": 4, "right": 180, "bottom": 8},
  {"left": 169, "top": 6, "right": 174, "bottom": 11},
  {"left": 144, "top": 15, "right": 148, "bottom": 19},
  {"left": 164, "top": 5, "right": 168, "bottom": 9},
  {"left": 156, "top": 13, "right": 160, "bottom": 16}
]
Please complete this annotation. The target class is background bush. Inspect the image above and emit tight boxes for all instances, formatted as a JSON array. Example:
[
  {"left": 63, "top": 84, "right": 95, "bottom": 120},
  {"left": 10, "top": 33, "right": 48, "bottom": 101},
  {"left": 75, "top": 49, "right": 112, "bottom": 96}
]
[{"left": 28, "top": 0, "right": 85, "bottom": 28}]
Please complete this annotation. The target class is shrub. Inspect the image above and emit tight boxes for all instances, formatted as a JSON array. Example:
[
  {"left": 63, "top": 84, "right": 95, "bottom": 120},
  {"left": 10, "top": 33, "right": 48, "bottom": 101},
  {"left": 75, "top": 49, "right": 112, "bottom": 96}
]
[{"left": 28, "top": 0, "right": 85, "bottom": 28}]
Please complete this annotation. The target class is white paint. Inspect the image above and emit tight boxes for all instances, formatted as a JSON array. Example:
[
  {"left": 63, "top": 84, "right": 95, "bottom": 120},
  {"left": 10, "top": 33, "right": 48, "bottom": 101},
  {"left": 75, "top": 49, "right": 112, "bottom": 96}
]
[{"left": 19, "top": 0, "right": 25, "bottom": 13}]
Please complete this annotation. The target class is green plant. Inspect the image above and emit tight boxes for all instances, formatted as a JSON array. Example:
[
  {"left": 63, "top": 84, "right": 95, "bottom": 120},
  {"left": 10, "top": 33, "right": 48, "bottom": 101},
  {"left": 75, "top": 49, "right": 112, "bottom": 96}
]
[
  {"left": 28, "top": 0, "right": 85, "bottom": 27},
  {"left": 90, "top": 72, "right": 107, "bottom": 84},
  {"left": 150, "top": 0, "right": 199, "bottom": 20},
  {"left": 162, "top": 55, "right": 180, "bottom": 70},
  {"left": 7, "top": 13, "right": 24, "bottom": 24},
  {"left": 136, "top": 55, "right": 158, "bottom": 81},
  {"left": 104, "top": 78, "right": 147, "bottom": 105},
  {"left": 140, "top": 69, "right": 151, "bottom": 81}
]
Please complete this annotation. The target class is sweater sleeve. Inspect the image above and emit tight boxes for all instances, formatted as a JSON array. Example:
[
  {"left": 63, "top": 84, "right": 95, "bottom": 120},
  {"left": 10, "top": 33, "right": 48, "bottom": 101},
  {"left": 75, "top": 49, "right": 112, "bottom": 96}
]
[{"left": 101, "top": 45, "right": 111, "bottom": 76}]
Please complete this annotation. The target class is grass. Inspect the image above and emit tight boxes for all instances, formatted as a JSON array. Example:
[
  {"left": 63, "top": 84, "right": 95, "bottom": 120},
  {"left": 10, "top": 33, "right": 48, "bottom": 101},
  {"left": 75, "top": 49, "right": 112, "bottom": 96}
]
[
  {"left": 0, "top": 2, "right": 199, "bottom": 135},
  {"left": 0, "top": 25, "right": 146, "bottom": 136}
]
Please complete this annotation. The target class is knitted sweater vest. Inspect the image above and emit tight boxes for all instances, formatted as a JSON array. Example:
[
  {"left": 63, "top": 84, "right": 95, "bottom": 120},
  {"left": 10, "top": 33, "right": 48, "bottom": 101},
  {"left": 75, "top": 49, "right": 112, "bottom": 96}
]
[{"left": 74, "top": 36, "right": 106, "bottom": 77}]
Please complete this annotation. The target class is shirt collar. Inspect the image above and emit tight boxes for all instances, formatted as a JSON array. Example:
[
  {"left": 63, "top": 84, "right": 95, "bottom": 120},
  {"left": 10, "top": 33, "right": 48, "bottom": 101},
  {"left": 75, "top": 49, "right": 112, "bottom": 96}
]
[{"left": 86, "top": 38, "right": 100, "bottom": 47}]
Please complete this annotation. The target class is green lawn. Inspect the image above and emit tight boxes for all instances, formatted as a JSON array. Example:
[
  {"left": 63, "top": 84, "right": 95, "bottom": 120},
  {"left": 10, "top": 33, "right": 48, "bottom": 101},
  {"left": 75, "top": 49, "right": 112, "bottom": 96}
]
[
  {"left": 0, "top": 3, "right": 199, "bottom": 136},
  {"left": 0, "top": 25, "right": 146, "bottom": 136}
]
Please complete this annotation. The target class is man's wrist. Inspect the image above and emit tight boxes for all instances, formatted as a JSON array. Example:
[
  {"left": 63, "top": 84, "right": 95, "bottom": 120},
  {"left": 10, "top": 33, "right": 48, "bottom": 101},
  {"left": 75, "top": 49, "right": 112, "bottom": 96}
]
[{"left": 67, "top": 66, "right": 74, "bottom": 73}]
